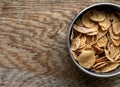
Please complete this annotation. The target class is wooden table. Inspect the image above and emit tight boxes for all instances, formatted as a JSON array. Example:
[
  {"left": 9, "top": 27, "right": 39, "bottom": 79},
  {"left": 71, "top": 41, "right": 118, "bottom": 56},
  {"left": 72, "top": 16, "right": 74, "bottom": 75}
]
[{"left": 0, "top": 0, "right": 120, "bottom": 87}]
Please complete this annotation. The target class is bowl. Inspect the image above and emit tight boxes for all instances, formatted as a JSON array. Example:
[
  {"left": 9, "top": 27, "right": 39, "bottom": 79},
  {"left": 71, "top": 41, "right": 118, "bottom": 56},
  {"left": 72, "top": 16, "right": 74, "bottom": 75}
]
[{"left": 68, "top": 3, "right": 120, "bottom": 77}]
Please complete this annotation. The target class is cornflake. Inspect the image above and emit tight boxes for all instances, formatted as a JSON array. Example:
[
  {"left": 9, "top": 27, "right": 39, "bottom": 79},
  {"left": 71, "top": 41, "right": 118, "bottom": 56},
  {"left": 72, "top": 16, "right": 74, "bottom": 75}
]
[
  {"left": 78, "top": 50, "right": 95, "bottom": 69},
  {"left": 99, "top": 13, "right": 111, "bottom": 31},
  {"left": 97, "top": 36, "right": 108, "bottom": 47},
  {"left": 90, "top": 10, "right": 105, "bottom": 22},
  {"left": 82, "top": 11, "right": 95, "bottom": 28}
]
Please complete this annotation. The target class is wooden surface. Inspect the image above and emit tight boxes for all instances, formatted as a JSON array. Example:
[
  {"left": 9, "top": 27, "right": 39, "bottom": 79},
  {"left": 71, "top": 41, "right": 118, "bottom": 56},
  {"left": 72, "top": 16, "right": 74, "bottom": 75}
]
[{"left": 0, "top": 0, "right": 120, "bottom": 87}]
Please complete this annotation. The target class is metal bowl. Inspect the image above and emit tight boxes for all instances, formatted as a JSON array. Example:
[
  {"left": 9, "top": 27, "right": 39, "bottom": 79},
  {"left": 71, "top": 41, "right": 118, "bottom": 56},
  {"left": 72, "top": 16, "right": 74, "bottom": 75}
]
[{"left": 68, "top": 3, "right": 120, "bottom": 77}]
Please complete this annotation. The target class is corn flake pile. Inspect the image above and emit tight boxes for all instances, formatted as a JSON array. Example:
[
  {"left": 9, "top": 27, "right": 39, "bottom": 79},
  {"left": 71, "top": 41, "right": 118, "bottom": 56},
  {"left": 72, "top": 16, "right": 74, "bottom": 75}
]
[{"left": 70, "top": 9, "right": 120, "bottom": 73}]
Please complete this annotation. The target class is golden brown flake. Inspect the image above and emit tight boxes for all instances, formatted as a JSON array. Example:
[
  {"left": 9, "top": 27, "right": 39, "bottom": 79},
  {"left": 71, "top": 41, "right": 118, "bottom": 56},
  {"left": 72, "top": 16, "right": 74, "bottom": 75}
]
[
  {"left": 82, "top": 12, "right": 95, "bottom": 28},
  {"left": 97, "top": 36, "right": 108, "bottom": 47},
  {"left": 109, "top": 44, "right": 119, "bottom": 59},
  {"left": 79, "top": 35, "right": 86, "bottom": 49},
  {"left": 90, "top": 10, "right": 105, "bottom": 22},
  {"left": 110, "top": 35, "right": 120, "bottom": 46},
  {"left": 100, "top": 63, "right": 119, "bottom": 72},
  {"left": 109, "top": 26, "right": 119, "bottom": 40},
  {"left": 99, "top": 14, "right": 111, "bottom": 31},
  {"left": 92, "top": 45, "right": 104, "bottom": 54},
  {"left": 71, "top": 36, "right": 80, "bottom": 51},
  {"left": 78, "top": 50, "right": 95, "bottom": 69},
  {"left": 93, "top": 62, "right": 108, "bottom": 69},
  {"left": 112, "top": 21, "right": 120, "bottom": 35},
  {"left": 71, "top": 51, "right": 78, "bottom": 60},
  {"left": 97, "top": 28, "right": 108, "bottom": 41},
  {"left": 105, "top": 49, "right": 115, "bottom": 62}
]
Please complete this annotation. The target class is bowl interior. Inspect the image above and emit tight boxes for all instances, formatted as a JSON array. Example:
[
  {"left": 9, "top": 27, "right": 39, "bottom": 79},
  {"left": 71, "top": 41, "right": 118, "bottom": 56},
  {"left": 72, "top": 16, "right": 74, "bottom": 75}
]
[{"left": 68, "top": 3, "right": 120, "bottom": 77}]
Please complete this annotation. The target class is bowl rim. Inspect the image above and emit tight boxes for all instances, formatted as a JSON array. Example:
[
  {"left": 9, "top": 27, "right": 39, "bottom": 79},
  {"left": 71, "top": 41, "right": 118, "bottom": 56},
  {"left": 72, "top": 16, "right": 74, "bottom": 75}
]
[{"left": 67, "top": 3, "right": 120, "bottom": 77}]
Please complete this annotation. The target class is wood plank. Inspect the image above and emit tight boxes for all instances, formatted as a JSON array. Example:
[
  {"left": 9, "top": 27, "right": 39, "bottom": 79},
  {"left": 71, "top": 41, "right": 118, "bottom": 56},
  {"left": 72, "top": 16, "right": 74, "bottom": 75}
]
[{"left": 0, "top": 0, "right": 119, "bottom": 87}]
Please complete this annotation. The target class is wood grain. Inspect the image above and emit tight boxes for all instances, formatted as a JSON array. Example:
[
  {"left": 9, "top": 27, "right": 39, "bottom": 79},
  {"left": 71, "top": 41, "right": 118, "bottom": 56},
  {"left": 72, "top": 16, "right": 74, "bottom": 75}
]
[{"left": 0, "top": 0, "right": 120, "bottom": 87}]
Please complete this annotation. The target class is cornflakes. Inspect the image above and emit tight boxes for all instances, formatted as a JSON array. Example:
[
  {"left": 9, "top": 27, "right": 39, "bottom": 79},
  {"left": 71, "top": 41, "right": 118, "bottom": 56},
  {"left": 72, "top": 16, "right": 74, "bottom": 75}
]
[{"left": 70, "top": 9, "right": 120, "bottom": 73}]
